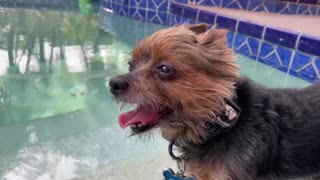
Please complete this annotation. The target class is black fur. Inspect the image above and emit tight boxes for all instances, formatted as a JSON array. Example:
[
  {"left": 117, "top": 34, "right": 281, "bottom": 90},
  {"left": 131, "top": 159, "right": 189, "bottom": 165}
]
[{"left": 181, "top": 78, "right": 320, "bottom": 180}]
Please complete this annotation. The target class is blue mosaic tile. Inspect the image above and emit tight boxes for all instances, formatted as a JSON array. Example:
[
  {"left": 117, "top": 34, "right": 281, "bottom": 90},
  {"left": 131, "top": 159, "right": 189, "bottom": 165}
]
[
  {"left": 298, "top": 4, "right": 311, "bottom": 15},
  {"left": 129, "top": 7, "right": 137, "bottom": 17},
  {"left": 120, "top": 0, "right": 129, "bottom": 6},
  {"left": 248, "top": 0, "right": 265, "bottom": 11},
  {"left": 222, "top": 0, "right": 247, "bottom": 10},
  {"left": 174, "top": 0, "right": 189, "bottom": 3},
  {"left": 298, "top": 35, "right": 320, "bottom": 56},
  {"left": 254, "top": 6, "right": 266, "bottom": 12},
  {"left": 147, "top": 11, "right": 157, "bottom": 22},
  {"left": 300, "top": 0, "right": 318, "bottom": 4},
  {"left": 276, "top": 46, "right": 293, "bottom": 72},
  {"left": 275, "top": 2, "right": 287, "bottom": 12},
  {"left": 288, "top": 4, "right": 298, "bottom": 14},
  {"left": 129, "top": 7, "right": 146, "bottom": 20},
  {"left": 187, "top": 19, "right": 199, "bottom": 24},
  {"left": 264, "top": 28, "right": 298, "bottom": 48},
  {"left": 147, "top": 11, "right": 168, "bottom": 24},
  {"left": 226, "top": 31, "right": 234, "bottom": 48},
  {"left": 148, "top": 0, "right": 157, "bottom": 11},
  {"left": 130, "top": 0, "right": 148, "bottom": 8},
  {"left": 297, "top": 64, "right": 319, "bottom": 82},
  {"left": 158, "top": 12, "right": 168, "bottom": 24},
  {"left": 170, "top": 3, "right": 184, "bottom": 15},
  {"left": 158, "top": 0, "right": 169, "bottom": 11},
  {"left": 119, "top": 5, "right": 129, "bottom": 16},
  {"left": 315, "top": 58, "right": 320, "bottom": 74},
  {"left": 275, "top": 2, "right": 298, "bottom": 14},
  {"left": 310, "top": 5, "right": 318, "bottom": 15},
  {"left": 198, "top": 10, "right": 216, "bottom": 24},
  {"left": 234, "top": 34, "right": 260, "bottom": 59},
  {"left": 258, "top": 42, "right": 292, "bottom": 72},
  {"left": 264, "top": 0, "right": 276, "bottom": 12},
  {"left": 290, "top": 51, "right": 313, "bottom": 71},
  {"left": 171, "top": 15, "right": 184, "bottom": 25},
  {"left": 237, "top": 21, "right": 264, "bottom": 38},
  {"left": 113, "top": 4, "right": 121, "bottom": 14},
  {"left": 198, "top": 0, "right": 222, "bottom": 6},
  {"left": 183, "top": 6, "right": 198, "bottom": 20},
  {"left": 216, "top": 15, "right": 237, "bottom": 31},
  {"left": 148, "top": 0, "right": 168, "bottom": 11}
]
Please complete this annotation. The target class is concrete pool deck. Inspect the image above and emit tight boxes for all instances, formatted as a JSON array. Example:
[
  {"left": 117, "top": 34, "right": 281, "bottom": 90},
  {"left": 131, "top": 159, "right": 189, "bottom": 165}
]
[{"left": 187, "top": 4, "right": 320, "bottom": 36}]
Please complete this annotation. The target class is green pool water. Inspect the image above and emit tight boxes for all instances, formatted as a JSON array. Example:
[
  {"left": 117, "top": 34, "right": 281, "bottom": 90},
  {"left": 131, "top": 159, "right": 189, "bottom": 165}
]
[{"left": 0, "top": 4, "right": 310, "bottom": 180}]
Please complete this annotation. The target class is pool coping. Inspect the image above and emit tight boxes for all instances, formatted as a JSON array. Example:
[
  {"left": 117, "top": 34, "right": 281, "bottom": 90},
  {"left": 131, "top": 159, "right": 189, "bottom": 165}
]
[{"left": 171, "top": 3, "right": 320, "bottom": 57}]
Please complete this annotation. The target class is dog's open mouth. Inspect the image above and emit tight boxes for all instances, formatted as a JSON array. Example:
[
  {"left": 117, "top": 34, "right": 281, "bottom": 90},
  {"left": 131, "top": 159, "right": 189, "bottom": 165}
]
[{"left": 118, "top": 105, "right": 172, "bottom": 134}]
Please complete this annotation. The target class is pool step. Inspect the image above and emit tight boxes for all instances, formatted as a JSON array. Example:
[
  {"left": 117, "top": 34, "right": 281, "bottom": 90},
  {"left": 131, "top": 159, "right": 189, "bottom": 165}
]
[
  {"left": 170, "top": 3, "right": 320, "bottom": 82},
  {"left": 174, "top": 0, "right": 320, "bottom": 15}
]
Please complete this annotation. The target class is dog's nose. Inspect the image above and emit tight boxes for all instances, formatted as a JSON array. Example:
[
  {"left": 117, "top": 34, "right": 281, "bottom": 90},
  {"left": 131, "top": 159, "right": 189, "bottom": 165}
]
[{"left": 109, "top": 77, "right": 129, "bottom": 96}]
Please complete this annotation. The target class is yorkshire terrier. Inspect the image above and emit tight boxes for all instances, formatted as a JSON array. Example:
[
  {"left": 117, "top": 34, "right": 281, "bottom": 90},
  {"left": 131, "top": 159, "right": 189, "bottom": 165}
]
[{"left": 109, "top": 23, "right": 320, "bottom": 180}]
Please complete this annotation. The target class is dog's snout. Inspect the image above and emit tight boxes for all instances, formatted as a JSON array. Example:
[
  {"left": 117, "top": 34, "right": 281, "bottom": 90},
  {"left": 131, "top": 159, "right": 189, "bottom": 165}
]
[{"left": 109, "top": 77, "right": 129, "bottom": 96}]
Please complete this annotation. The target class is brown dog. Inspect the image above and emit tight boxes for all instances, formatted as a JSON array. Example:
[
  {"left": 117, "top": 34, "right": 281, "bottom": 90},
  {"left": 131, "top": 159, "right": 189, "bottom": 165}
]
[{"left": 109, "top": 24, "right": 320, "bottom": 179}]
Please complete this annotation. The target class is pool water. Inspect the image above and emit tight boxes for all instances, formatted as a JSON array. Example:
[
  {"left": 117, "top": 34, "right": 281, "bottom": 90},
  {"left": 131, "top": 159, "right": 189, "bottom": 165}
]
[{"left": 0, "top": 4, "right": 310, "bottom": 180}]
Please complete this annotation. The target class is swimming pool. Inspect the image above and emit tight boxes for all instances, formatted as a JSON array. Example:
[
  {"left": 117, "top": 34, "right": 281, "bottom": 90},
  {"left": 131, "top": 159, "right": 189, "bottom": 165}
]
[{"left": 0, "top": 3, "right": 311, "bottom": 180}]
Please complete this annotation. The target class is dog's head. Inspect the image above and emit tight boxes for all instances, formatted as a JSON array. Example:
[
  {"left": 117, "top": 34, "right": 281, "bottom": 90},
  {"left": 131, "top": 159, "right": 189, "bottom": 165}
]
[{"left": 109, "top": 24, "right": 239, "bottom": 144}]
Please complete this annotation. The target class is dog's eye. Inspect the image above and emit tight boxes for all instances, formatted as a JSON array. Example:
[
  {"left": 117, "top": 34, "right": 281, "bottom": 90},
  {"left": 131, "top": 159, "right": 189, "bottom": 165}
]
[
  {"left": 157, "top": 65, "right": 175, "bottom": 79},
  {"left": 159, "top": 65, "right": 171, "bottom": 74},
  {"left": 128, "top": 62, "right": 135, "bottom": 72}
]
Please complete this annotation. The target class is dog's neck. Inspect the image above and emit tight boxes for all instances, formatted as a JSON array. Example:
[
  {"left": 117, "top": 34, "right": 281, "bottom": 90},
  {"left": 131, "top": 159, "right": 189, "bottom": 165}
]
[{"left": 168, "top": 98, "right": 241, "bottom": 160}]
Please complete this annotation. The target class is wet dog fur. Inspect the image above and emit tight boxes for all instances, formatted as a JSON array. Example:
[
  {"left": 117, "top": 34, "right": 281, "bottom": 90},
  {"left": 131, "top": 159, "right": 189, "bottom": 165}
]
[{"left": 109, "top": 23, "right": 320, "bottom": 180}]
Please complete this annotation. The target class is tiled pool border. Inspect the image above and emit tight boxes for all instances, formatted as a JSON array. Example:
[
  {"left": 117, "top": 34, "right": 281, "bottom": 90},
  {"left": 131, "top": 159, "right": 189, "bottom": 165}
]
[
  {"left": 101, "top": 0, "right": 320, "bottom": 82},
  {"left": 174, "top": 0, "right": 320, "bottom": 15}
]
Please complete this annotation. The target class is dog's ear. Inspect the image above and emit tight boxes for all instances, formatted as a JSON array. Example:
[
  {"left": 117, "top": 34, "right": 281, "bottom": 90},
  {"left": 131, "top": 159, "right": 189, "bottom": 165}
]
[
  {"left": 187, "top": 23, "right": 209, "bottom": 34},
  {"left": 198, "top": 28, "right": 228, "bottom": 47}
]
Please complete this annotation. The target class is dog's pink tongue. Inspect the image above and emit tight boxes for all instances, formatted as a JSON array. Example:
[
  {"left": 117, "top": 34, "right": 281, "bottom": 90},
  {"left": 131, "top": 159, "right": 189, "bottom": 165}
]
[{"left": 118, "top": 107, "right": 159, "bottom": 129}]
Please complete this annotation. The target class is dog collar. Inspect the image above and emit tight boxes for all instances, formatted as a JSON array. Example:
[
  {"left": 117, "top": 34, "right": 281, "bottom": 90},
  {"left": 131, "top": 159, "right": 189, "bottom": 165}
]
[
  {"left": 206, "top": 98, "right": 241, "bottom": 138},
  {"left": 168, "top": 98, "right": 241, "bottom": 160}
]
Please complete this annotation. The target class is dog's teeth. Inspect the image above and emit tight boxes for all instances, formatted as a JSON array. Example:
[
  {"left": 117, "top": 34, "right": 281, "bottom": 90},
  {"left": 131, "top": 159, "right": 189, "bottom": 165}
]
[{"left": 120, "top": 103, "right": 125, "bottom": 110}]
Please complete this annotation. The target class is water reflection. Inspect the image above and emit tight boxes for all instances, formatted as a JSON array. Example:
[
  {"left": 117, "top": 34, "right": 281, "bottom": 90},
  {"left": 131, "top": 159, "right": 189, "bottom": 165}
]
[{"left": 0, "top": 7, "right": 114, "bottom": 75}]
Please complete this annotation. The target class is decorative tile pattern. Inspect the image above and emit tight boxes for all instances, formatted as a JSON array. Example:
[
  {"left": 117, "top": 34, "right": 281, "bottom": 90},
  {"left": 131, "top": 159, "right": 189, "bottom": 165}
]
[
  {"left": 100, "top": 0, "right": 172, "bottom": 25},
  {"left": 289, "top": 51, "right": 320, "bottom": 82},
  {"left": 222, "top": 0, "right": 249, "bottom": 10},
  {"left": 234, "top": 33, "right": 260, "bottom": 59},
  {"left": 258, "top": 42, "right": 293, "bottom": 72},
  {"left": 148, "top": 0, "right": 169, "bottom": 11},
  {"left": 248, "top": 0, "right": 276, "bottom": 13},
  {"left": 275, "top": 2, "right": 298, "bottom": 14}
]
